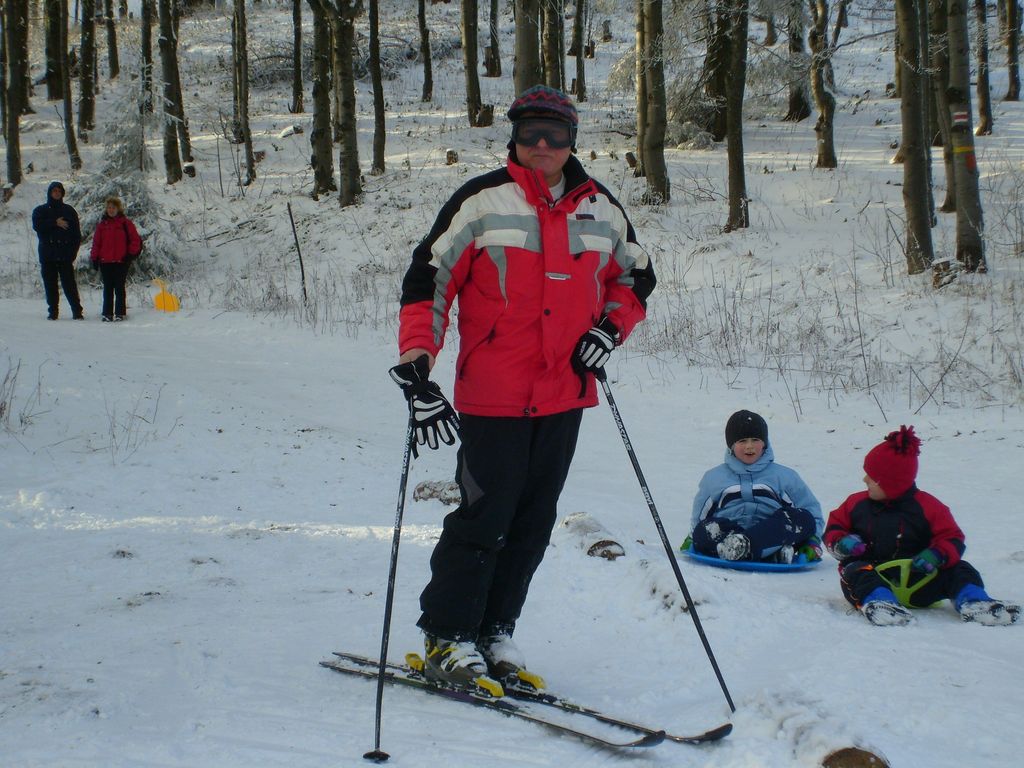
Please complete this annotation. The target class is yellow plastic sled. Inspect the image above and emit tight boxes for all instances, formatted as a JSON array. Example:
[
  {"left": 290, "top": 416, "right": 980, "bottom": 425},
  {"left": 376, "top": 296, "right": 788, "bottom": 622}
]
[{"left": 153, "top": 278, "right": 181, "bottom": 312}]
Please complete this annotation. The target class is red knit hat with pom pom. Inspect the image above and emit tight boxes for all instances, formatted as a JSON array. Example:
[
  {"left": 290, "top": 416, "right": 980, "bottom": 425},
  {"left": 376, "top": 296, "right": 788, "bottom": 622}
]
[{"left": 863, "top": 425, "right": 921, "bottom": 498}]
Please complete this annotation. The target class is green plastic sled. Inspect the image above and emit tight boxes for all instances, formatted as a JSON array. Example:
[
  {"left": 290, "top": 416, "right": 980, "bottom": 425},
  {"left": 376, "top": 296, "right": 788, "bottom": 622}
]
[{"left": 875, "top": 558, "right": 943, "bottom": 608}]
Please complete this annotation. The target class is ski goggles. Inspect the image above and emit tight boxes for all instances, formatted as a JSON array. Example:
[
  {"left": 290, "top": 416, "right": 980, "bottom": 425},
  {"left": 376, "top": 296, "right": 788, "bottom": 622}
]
[{"left": 511, "top": 118, "right": 577, "bottom": 149}]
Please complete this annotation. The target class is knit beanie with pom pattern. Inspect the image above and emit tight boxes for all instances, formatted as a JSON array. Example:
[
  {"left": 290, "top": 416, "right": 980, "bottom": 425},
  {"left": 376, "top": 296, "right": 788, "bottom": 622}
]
[{"left": 863, "top": 425, "right": 921, "bottom": 498}]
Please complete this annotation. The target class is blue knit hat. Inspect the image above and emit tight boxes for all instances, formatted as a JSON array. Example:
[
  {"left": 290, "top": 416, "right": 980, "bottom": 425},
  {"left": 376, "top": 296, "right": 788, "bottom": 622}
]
[{"left": 507, "top": 85, "right": 579, "bottom": 125}]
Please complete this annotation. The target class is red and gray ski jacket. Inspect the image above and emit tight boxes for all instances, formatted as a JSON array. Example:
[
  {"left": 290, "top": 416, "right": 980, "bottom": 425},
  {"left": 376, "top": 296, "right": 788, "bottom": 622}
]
[
  {"left": 90, "top": 214, "right": 142, "bottom": 265},
  {"left": 398, "top": 154, "right": 656, "bottom": 417},
  {"left": 823, "top": 487, "right": 967, "bottom": 567}
]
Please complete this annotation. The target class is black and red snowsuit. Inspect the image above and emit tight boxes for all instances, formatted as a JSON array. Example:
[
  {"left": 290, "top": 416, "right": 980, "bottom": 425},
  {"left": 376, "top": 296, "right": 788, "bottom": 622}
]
[{"left": 824, "top": 486, "right": 984, "bottom": 608}]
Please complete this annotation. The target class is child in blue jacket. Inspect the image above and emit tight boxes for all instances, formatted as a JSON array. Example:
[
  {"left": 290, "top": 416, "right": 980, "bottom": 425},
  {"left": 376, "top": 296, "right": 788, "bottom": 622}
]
[{"left": 689, "top": 410, "right": 823, "bottom": 563}]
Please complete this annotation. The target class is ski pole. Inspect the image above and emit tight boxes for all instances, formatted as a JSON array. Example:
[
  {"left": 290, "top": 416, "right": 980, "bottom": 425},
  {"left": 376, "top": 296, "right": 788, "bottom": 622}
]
[
  {"left": 594, "top": 368, "right": 736, "bottom": 713},
  {"left": 363, "top": 415, "right": 415, "bottom": 763}
]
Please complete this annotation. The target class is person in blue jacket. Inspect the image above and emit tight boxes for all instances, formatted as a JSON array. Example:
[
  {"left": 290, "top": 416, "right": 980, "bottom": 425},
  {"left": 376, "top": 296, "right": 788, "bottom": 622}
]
[{"left": 688, "top": 410, "right": 823, "bottom": 563}]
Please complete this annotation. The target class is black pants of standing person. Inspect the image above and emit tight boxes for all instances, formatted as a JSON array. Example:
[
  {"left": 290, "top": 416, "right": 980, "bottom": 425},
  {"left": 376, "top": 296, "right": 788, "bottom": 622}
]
[
  {"left": 40, "top": 259, "right": 83, "bottom": 319},
  {"left": 417, "top": 409, "right": 584, "bottom": 642},
  {"left": 99, "top": 262, "right": 130, "bottom": 319}
]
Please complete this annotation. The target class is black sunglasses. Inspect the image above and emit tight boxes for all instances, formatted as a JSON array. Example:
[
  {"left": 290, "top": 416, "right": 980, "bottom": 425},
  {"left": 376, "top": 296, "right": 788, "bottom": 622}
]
[{"left": 512, "top": 118, "right": 577, "bottom": 149}]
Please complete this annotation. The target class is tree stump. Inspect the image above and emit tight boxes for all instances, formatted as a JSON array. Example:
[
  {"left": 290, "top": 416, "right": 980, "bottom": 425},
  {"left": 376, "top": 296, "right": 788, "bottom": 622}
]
[{"left": 601, "top": 20, "right": 612, "bottom": 42}]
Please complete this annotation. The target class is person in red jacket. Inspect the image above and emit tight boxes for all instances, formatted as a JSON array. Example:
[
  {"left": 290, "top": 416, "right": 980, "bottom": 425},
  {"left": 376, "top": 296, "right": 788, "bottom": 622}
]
[
  {"left": 824, "top": 426, "right": 1018, "bottom": 627},
  {"left": 388, "top": 86, "right": 656, "bottom": 694},
  {"left": 90, "top": 196, "right": 142, "bottom": 321}
]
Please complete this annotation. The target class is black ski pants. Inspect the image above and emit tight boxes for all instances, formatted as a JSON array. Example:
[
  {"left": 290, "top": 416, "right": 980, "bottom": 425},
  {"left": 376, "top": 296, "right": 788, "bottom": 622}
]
[
  {"left": 40, "top": 259, "right": 83, "bottom": 318},
  {"left": 99, "top": 262, "right": 129, "bottom": 318},
  {"left": 417, "top": 409, "right": 583, "bottom": 642},
  {"left": 839, "top": 558, "right": 984, "bottom": 608},
  {"left": 692, "top": 506, "right": 817, "bottom": 560}
]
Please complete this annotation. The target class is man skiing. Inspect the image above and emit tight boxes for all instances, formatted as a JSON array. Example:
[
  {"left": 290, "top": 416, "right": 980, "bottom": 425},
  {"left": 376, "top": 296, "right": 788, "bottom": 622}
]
[{"left": 389, "top": 85, "right": 656, "bottom": 695}]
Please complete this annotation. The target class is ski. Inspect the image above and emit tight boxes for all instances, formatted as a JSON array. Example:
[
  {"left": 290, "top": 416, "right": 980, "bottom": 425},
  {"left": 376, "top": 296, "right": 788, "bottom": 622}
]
[
  {"left": 321, "top": 656, "right": 664, "bottom": 750},
  {"left": 330, "top": 651, "right": 732, "bottom": 746}
]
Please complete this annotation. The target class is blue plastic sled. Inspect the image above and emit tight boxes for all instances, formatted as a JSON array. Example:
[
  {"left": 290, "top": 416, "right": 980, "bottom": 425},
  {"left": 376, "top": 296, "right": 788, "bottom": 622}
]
[{"left": 681, "top": 543, "right": 824, "bottom": 572}]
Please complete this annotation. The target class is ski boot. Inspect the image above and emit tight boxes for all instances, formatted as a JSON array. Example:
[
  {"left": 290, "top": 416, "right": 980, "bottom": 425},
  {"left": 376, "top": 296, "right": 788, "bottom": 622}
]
[
  {"left": 479, "top": 631, "right": 546, "bottom": 692},
  {"left": 422, "top": 634, "right": 504, "bottom": 697}
]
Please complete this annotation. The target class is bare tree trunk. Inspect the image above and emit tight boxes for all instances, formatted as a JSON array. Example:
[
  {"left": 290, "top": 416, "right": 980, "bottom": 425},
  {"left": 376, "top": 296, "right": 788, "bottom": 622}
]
[
  {"left": 17, "top": 0, "right": 33, "bottom": 113},
  {"left": 141, "top": 0, "right": 154, "bottom": 112},
  {"left": 635, "top": 0, "right": 647, "bottom": 178},
  {"left": 3, "top": 0, "right": 25, "bottom": 184},
  {"left": 808, "top": 0, "right": 837, "bottom": 167},
  {"left": 514, "top": 0, "right": 542, "bottom": 93},
  {"left": 45, "top": 0, "right": 64, "bottom": 100},
  {"left": 725, "top": 0, "right": 749, "bottom": 230},
  {"left": 783, "top": 0, "right": 811, "bottom": 121},
  {"left": 642, "top": 0, "right": 669, "bottom": 202},
  {"left": 1005, "top": 0, "right": 1020, "bottom": 99},
  {"left": 418, "top": 0, "right": 433, "bottom": 100},
  {"left": 0, "top": 8, "right": 7, "bottom": 145},
  {"left": 572, "top": 0, "right": 586, "bottom": 100},
  {"left": 461, "top": 0, "right": 483, "bottom": 124},
  {"left": 368, "top": 0, "right": 385, "bottom": 173},
  {"left": 79, "top": 0, "right": 96, "bottom": 137},
  {"left": 974, "top": 0, "right": 993, "bottom": 133},
  {"left": 104, "top": 0, "right": 119, "bottom": 78},
  {"left": 930, "top": 0, "right": 955, "bottom": 212},
  {"left": 329, "top": 1, "right": 362, "bottom": 206},
  {"left": 947, "top": 0, "right": 985, "bottom": 272},
  {"left": 542, "top": 0, "right": 563, "bottom": 90},
  {"left": 701, "top": 3, "right": 729, "bottom": 141},
  {"left": 894, "top": 0, "right": 934, "bottom": 273},
  {"left": 232, "top": 0, "right": 255, "bottom": 185},
  {"left": 307, "top": 0, "right": 335, "bottom": 196},
  {"left": 290, "top": 0, "right": 304, "bottom": 113},
  {"left": 158, "top": 0, "right": 183, "bottom": 183},
  {"left": 59, "top": 0, "right": 81, "bottom": 169},
  {"left": 484, "top": 0, "right": 501, "bottom": 76},
  {"left": 169, "top": 0, "right": 192, "bottom": 163}
]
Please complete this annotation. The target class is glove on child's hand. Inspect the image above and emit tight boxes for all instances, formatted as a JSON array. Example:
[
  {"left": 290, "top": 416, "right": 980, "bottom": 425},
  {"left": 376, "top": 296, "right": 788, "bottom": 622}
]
[
  {"left": 833, "top": 534, "right": 867, "bottom": 558},
  {"left": 797, "top": 536, "right": 823, "bottom": 562},
  {"left": 912, "top": 548, "right": 943, "bottom": 573}
]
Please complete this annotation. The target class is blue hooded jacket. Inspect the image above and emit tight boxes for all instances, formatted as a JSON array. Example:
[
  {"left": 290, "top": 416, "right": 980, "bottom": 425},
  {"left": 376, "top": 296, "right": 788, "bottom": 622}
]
[
  {"left": 690, "top": 438, "right": 823, "bottom": 536},
  {"left": 31, "top": 182, "right": 82, "bottom": 262}
]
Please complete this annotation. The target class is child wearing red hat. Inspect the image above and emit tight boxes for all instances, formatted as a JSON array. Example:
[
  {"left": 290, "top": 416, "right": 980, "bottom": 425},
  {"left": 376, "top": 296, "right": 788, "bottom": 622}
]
[{"left": 824, "top": 425, "right": 1019, "bottom": 626}]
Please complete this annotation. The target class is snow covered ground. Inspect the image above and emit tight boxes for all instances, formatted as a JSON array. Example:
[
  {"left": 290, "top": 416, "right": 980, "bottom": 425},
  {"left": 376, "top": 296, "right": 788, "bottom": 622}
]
[{"left": 2, "top": 3, "right": 1023, "bottom": 766}]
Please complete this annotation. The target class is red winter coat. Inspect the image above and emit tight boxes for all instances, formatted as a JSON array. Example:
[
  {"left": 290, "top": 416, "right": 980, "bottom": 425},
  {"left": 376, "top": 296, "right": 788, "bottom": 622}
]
[
  {"left": 398, "top": 154, "right": 655, "bottom": 417},
  {"left": 91, "top": 214, "right": 142, "bottom": 265}
]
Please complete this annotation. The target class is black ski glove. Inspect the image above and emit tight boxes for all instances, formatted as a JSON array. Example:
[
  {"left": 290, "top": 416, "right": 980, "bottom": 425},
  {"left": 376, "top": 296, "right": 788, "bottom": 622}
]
[
  {"left": 389, "top": 354, "right": 460, "bottom": 457},
  {"left": 572, "top": 317, "right": 619, "bottom": 374}
]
